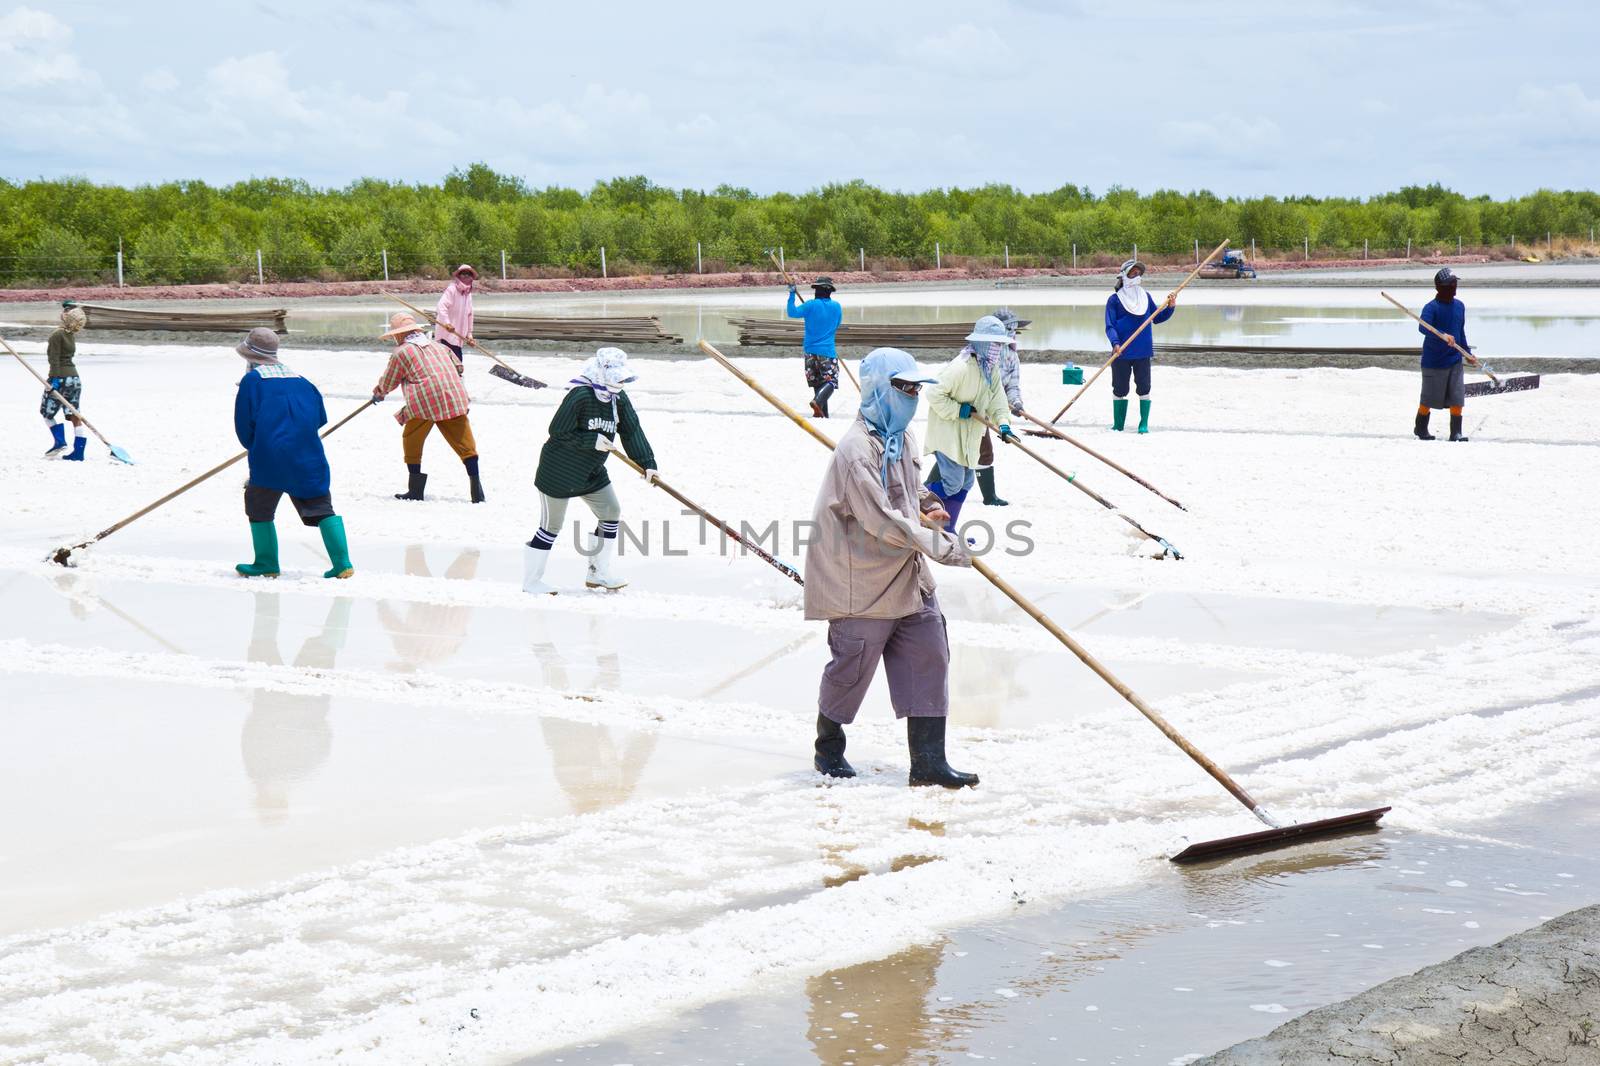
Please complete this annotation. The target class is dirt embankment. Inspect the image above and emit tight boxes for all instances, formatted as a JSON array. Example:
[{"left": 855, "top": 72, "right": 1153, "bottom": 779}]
[{"left": 0, "top": 255, "right": 1502, "bottom": 305}]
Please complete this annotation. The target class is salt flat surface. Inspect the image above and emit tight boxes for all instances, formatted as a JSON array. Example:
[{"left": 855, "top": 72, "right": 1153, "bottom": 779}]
[{"left": 1, "top": 339, "right": 1598, "bottom": 1064}]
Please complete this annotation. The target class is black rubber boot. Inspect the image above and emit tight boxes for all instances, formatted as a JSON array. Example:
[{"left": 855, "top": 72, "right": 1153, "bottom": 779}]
[
  {"left": 977, "top": 466, "right": 1008, "bottom": 506},
  {"left": 1414, "top": 411, "right": 1435, "bottom": 441},
  {"left": 814, "top": 381, "right": 836, "bottom": 419},
  {"left": 395, "top": 469, "right": 427, "bottom": 501},
  {"left": 1449, "top": 414, "right": 1468, "bottom": 442},
  {"left": 907, "top": 716, "right": 978, "bottom": 788},
  {"left": 814, "top": 713, "right": 856, "bottom": 778}
]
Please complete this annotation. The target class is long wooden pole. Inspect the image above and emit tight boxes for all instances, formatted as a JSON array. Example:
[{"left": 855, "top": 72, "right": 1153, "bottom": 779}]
[
  {"left": 597, "top": 438, "right": 804, "bottom": 586},
  {"left": 1018, "top": 409, "right": 1187, "bottom": 511},
  {"left": 1379, "top": 291, "right": 1497, "bottom": 385},
  {"left": 383, "top": 292, "right": 546, "bottom": 388},
  {"left": 50, "top": 398, "right": 377, "bottom": 566},
  {"left": 769, "top": 250, "right": 861, "bottom": 392},
  {"left": 1051, "top": 240, "right": 1229, "bottom": 423},
  {"left": 697, "top": 339, "right": 1274, "bottom": 826},
  {"left": 976, "top": 416, "right": 1181, "bottom": 558},
  {"left": 1, "top": 336, "right": 134, "bottom": 463}
]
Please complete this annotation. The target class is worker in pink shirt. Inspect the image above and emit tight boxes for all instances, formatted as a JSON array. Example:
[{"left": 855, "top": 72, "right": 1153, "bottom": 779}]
[{"left": 434, "top": 264, "right": 477, "bottom": 370}]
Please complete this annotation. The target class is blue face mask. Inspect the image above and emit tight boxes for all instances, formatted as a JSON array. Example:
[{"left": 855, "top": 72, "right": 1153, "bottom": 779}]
[{"left": 858, "top": 349, "right": 925, "bottom": 486}]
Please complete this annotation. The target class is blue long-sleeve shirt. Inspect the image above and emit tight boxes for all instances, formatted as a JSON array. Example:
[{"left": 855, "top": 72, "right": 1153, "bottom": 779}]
[
  {"left": 1419, "top": 298, "right": 1470, "bottom": 369},
  {"left": 235, "top": 364, "right": 332, "bottom": 498},
  {"left": 1104, "top": 293, "right": 1175, "bottom": 362},
  {"left": 786, "top": 290, "right": 842, "bottom": 358}
]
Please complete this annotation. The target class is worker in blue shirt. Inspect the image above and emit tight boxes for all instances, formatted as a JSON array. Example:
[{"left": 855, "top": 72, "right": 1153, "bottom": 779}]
[
  {"left": 1104, "top": 260, "right": 1177, "bottom": 432},
  {"left": 232, "top": 327, "right": 355, "bottom": 579},
  {"left": 1416, "top": 267, "right": 1473, "bottom": 442},
  {"left": 787, "top": 275, "right": 843, "bottom": 417}
]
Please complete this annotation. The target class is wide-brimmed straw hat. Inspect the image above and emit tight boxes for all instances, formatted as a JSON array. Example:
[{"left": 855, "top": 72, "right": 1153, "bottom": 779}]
[
  {"left": 965, "top": 314, "right": 1012, "bottom": 346},
  {"left": 453, "top": 264, "right": 478, "bottom": 279},
  {"left": 379, "top": 311, "right": 426, "bottom": 340}
]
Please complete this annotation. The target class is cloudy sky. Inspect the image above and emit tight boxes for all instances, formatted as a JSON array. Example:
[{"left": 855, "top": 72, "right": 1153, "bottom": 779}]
[{"left": 2, "top": 0, "right": 1596, "bottom": 198}]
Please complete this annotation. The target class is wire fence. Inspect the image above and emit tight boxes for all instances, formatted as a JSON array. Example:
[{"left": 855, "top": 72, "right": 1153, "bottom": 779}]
[{"left": 3, "top": 230, "right": 1595, "bottom": 288}]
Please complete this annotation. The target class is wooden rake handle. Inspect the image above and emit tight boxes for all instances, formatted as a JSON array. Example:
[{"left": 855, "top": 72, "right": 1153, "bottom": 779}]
[{"left": 0, "top": 336, "right": 116, "bottom": 449}]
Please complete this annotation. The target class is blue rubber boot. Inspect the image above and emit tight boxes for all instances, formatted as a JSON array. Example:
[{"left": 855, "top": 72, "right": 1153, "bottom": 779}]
[
  {"left": 45, "top": 423, "right": 67, "bottom": 458},
  {"left": 236, "top": 522, "right": 280, "bottom": 578},
  {"left": 64, "top": 434, "right": 87, "bottom": 461},
  {"left": 318, "top": 516, "right": 354, "bottom": 579}
]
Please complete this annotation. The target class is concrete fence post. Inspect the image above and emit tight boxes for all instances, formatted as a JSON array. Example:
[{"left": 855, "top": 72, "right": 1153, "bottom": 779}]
[
  {"left": 382, "top": 248, "right": 389, "bottom": 282},
  {"left": 256, "top": 249, "right": 264, "bottom": 285},
  {"left": 778, "top": 246, "right": 784, "bottom": 271},
  {"left": 1406, "top": 238, "right": 1412, "bottom": 259},
  {"left": 697, "top": 242, "right": 702, "bottom": 273},
  {"left": 1133, "top": 242, "right": 1138, "bottom": 262},
  {"left": 1004, "top": 244, "right": 1009, "bottom": 268},
  {"left": 1304, "top": 235, "right": 1309, "bottom": 258},
  {"left": 859, "top": 247, "right": 864, "bottom": 270},
  {"left": 935, "top": 241, "right": 941, "bottom": 269},
  {"left": 1072, "top": 243, "right": 1077, "bottom": 269},
  {"left": 1194, "top": 238, "right": 1200, "bottom": 265},
  {"left": 1250, "top": 237, "right": 1255, "bottom": 261},
  {"left": 501, "top": 249, "right": 507, "bottom": 280},
  {"left": 1364, "top": 238, "right": 1368, "bottom": 259},
  {"left": 116, "top": 238, "right": 124, "bottom": 287},
  {"left": 600, "top": 246, "right": 607, "bottom": 279}
]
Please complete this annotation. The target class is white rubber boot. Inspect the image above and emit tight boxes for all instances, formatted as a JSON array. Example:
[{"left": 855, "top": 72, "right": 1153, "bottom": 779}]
[
  {"left": 522, "top": 544, "right": 558, "bottom": 595},
  {"left": 584, "top": 534, "right": 627, "bottom": 591}
]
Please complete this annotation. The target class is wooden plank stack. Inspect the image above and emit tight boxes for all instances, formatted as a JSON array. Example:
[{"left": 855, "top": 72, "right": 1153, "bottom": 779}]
[
  {"left": 80, "top": 304, "right": 289, "bottom": 333},
  {"left": 471, "top": 315, "right": 681, "bottom": 344},
  {"left": 732, "top": 317, "right": 1012, "bottom": 349}
]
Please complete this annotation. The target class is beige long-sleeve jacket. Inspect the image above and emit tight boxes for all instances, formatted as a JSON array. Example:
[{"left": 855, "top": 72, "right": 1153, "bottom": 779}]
[{"left": 803, "top": 419, "right": 971, "bottom": 621}]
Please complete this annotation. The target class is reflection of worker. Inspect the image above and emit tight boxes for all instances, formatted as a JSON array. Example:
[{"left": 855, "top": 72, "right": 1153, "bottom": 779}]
[
  {"left": 539, "top": 719, "right": 658, "bottom": 815},
  {"left": 804, "top": 939, "right": 945, "bottom": 1064},
  {"left": 1416, "top": 267, "right": 1472, "bottom": 443},
  {"left": 1105, "top": 260, "right": 1177, "bottom": 433},
  {"left": 377, "top": 547, "right": 480, "bottom": 672},
  {"left": 241, "top": 593, "right": 351, "bottom": 825}
]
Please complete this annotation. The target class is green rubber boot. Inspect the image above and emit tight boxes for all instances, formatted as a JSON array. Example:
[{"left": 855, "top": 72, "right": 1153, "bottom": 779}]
[
  {"left": 1138, "top": 399, "right": 1152, "bottom": 434},
  {"left": 236, "top": 522, "right": 280, "bottom": 578},
  {"left": 1112, "top": 398, "right": 1128, "bottom": 431},
  {"left": 319, "top": 515, "right": 354, "bottom": 579}
]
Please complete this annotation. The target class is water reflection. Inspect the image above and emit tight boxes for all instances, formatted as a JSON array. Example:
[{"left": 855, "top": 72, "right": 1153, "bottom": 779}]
[
  {"left": 539, "top": 719, "right": 658, "bottom": 816},
  {"left": 805, "top": 942, "right": 948, "bottom": 1066},
  {"left": 376, "top": 547, "right": 480, "bottom": 673},
  {"left": 241, "top": 592, "right": 352, "bottom": 825},
  {"left": 47, "top": 570, "right": 187, "bottom": 652}
]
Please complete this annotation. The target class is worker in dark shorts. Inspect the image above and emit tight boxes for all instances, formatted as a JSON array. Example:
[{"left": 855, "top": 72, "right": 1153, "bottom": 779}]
[
  {"left": 233, "top": 328, "right": 355, "bottom": 579},
  {"left": 1416, "top": 267, "right": 1472, "bottom": 442},
  {"left": 787, "top": 274, "right": 843, "bottom": 417}
]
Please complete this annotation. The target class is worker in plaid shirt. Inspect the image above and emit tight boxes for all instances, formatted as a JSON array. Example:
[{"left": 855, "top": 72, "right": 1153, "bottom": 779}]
[{"left": 373, "top": 311, "right": 485, "bottom": 503}]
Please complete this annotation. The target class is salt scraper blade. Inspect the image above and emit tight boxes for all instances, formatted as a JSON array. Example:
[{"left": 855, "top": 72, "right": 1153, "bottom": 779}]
[{"left": 1168, "top": 806, "right": 1391, "bottom": 865}]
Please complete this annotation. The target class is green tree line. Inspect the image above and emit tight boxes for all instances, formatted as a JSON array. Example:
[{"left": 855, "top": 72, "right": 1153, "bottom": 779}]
[{"left": 3, "top": 164, "right": 1598, "bottom": 285}]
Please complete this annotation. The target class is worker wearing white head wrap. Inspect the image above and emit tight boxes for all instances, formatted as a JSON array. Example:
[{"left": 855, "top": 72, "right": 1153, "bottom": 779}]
[
  {"left": 526, "top": 347, "right": 658, "bottom": 595},
  {"left": 1105, "top": 260, "right": 1177, "bottom": 433}
]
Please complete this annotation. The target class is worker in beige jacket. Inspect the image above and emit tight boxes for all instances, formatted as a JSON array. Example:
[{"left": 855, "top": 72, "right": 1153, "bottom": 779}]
[
  {"left": 923, "top": 315, "right": 1018, "bottom": 530},
  {"left": 803, "top": 347, "right": 978, "bottom": 789}
]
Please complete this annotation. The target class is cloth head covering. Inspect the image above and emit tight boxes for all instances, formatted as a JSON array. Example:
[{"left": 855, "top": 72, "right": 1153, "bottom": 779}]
[
  {"left": 572, "top": 346, "right": 637, "bottom": 402},
  {"left": 1434, "top": 267, "right": 1459, "bottom": 289},
  {"left": 60, "top": 307, "right": 86, "bottom": 333},
  {"left": 1116, "top": 259, "right": 1150, "bottom": 315},
  {"left": 858, "top": 347, "right": 937, "bottom": 486},
  {"left": 964, "top": 314, "right": 1010, "bottom": 382},
  {"left": 454, "top": 264, "right": 478, "bottom": 280},
  {"left": 236, "top": 326, "right": 281, "bottom": 365},
  {"left": 811, "top": 275, "right": 836, "bottom": 294}
]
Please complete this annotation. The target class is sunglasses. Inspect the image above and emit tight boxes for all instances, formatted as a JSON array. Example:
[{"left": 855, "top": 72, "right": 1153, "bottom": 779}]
[{"left": 891, "top": 380, "right": 922, "bottom": 396}]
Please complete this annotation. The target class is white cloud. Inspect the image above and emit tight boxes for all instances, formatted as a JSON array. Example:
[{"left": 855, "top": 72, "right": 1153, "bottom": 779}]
[
  {"left": 0, "top": 6, "right": 85, "bottom": 87},
  {"left": 901, "top": 24, "right": 1009, "bottom": 64},
  {"left": 1163, "top": 114, "right": 1283, "bottom": 160}
]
